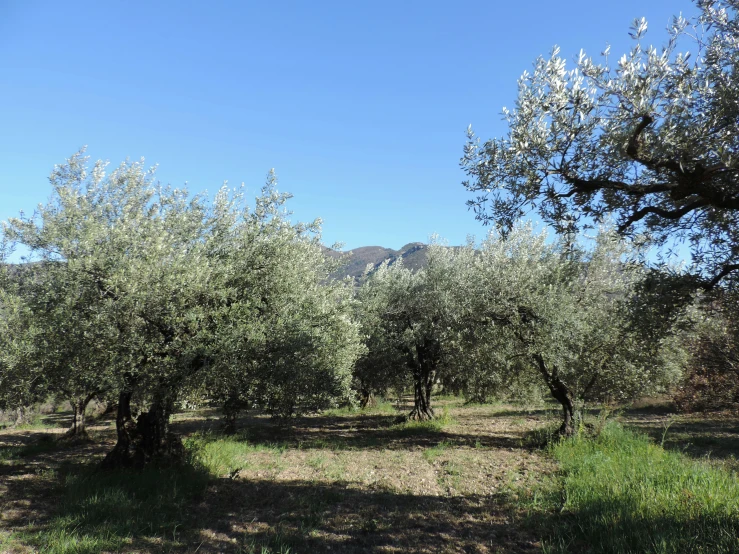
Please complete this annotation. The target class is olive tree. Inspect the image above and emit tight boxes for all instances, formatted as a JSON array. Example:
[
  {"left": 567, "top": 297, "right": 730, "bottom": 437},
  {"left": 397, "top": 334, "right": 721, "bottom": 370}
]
[
  {"left": 4, "top": 151, "right": 363, "bottom": 466},
  {"left": 462, "top": 0, "right": 739, "bottom": 288},
  {"left": 1, "top": 261, "right": 118, "bottom": 436},
  {"left": 4, "top": 152, "right": 220, "bottom": 465},
  {"left": 202, "top": 182, "right": 363, "bottom": 431},
  {"left": 468, "top": 225, "right": 686, "bottom": 434},
  {"left": 356, "top": 243, "right": 475, "bottom": 420}
]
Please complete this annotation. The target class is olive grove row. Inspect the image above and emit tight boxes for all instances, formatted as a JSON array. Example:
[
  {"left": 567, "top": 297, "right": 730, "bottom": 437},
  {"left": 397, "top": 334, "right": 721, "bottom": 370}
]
[
  {"left": 0, "top": 152, "right": 698, "bottom": 468},
  {"left": 1, "top": 0, "right": 737, "bottom": 468}
]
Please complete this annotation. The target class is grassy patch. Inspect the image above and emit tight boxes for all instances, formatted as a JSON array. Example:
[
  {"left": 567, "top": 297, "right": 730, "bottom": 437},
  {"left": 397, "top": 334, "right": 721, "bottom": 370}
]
[
  {"left": 14, "top": 464, "right": 209, "bottom": 553},
  {"left": 530, "top": 423, "right": 739, "bottom": 553},
  {"left": 321, "top": 405, "right": 360, "bottom": 417},
  {"left": 186, "top": 433, "right": 285, "bottom": 477},
  {"left": 0, "top": 435, "right": 60, "bottom": 462},
  {"left": 363, "top": 399, "right": 399, "bottom": 415},
  {"left": 391, "top": 407, "right": 458, "bottom": 436},
  {"left": 323, "top": 399, "right": 399, "bottom": 418},
  {"left": 422, "top": 440, "right": 452, "bottom": 462},
  {"left": 15, "top": 414, "right": 54, "bottom": 431}
]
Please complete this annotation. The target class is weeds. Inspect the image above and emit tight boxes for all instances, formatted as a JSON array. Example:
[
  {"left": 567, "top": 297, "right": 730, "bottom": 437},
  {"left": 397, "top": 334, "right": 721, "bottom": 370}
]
[
  {"left": 15, "top": 464, "right": 209, "bottom": 553},
  {"left": 185, "top": 433, "right": 285, "bottom": 477},
  {"left": 532, "top": 422, "right": 739, "bottom": 553}
]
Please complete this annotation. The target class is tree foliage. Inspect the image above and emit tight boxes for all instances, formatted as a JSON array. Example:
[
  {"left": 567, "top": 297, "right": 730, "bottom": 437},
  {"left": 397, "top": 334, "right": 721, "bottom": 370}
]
[
  {"left": 355, "top": 227, "right": 688, "bottom": 432},
  {"left": 462, "top": 0, "right": 739, "bottom": 287},
  {"left": 674, "top": 292, "right": 739, "bottom": 411},
  {"left": 1, "top": 151, "right": 362, "bottom": 465},
  {"left": 356, "top": 243, "right": 474, "bottom": 420}
]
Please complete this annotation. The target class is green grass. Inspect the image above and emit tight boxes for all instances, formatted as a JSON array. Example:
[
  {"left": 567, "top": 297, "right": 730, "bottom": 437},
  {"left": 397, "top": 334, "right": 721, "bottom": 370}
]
[
  {"left": 15, "top": 413, "right": 56, "bottom": 431},
  {"left": 185, "top": 433, "right": 285, "bottom": 476},
  {"left": 530, "top": 422, "right": 739, "bottom": 554},
  {"left": 14, "top": 464, "right": 209, "bottom": 553},
  {"left": 7, "top": 436, "right": 282, "bottom": 553},
  {"left": 322, "top": 398, "right": 399, "bottom": 417},
  {"left": 0, "top": 435, "right": 60, "bottom": 461},
  {"left": 364, "top": 399, "right": 400, "bottom": 415},
  {"left": 423, "top": 440, "right": 452, "bottom": 462},
  {"left": 391, "top": 406, "right": 458, "bottom": 436}
]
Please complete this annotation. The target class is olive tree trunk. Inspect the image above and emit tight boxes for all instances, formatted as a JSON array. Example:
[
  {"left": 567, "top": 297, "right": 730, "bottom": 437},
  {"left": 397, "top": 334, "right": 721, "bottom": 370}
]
[
  {"left": 222, "top": 394, "right": 242, "bottom": 435},
  {"left": 66, "top": 393, "right": 96, "bottom": 437},
  {"left": 408, "top": 342, "right": 439, "bottom": 421},
  {"left": 408, "top": 368, "right": 435, "bottom": 420},
  {"left": 534, "top": 354, "right": 575, "bottom": 436},
  {"left": 14, "top": 406, "right": 27, "bottom": 426},
  {"left": 100, "top": 390, "right": 135, "bottom": 469},
  {"left": 100, "top": 390, "right": 183, "bottom": 469},
  {"left": 359, "top": 389, "right": 377, "bottom": 409}
]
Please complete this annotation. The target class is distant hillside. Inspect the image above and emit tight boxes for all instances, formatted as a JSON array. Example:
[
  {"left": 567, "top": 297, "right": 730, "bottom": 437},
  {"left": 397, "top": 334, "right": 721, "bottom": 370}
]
[
  {"left": 328, "top": 242, "right": 429, "bottom": 281},
  {"left": 4, "top": 246, "right": 429, "bottom": 286}
]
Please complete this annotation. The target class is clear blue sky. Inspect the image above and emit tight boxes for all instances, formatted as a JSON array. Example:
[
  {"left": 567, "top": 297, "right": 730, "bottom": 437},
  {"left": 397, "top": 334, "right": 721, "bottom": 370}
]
[{"left": 0, "top": 0, "right": 698, "bottom": 253}]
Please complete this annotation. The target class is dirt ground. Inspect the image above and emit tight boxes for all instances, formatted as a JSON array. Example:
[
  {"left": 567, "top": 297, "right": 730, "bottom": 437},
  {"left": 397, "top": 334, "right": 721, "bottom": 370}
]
[{"left": 1, "top": 398, "right": 737, "bottom": 553}]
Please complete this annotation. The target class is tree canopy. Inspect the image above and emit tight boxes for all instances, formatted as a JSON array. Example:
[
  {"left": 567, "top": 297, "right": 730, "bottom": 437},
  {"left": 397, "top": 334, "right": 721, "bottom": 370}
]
[
  {"left": 465, "top": 225, "right": 688, "bottom": 433},
  {"left": 1, "top": 151, "right": 363, "bottom": 466},
  {"left": 462, "top": 0, "right": 739, "bottom": 287}
]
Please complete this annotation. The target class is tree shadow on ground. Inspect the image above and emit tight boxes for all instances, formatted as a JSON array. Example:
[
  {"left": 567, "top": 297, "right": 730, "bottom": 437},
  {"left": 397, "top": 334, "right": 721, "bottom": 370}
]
[
  {"left": 484, "top": 409, "right": 553, "bottom": 419},
  {"left": 626, "top": 417, "right": 739, "bottom": 463},
  {"left": 526, "top": 495, "right": 739, "bottom": 554},
  {"left": 189, "top": 476, "right": 541, "bottom": 554},
  {"left": 209, "top": 411, "right": 535, "bottom": 452},
  {"left": 0, "top": 461, "right": 541, "bottom": 554},
  {"left": 618, "top": 403, "right": 739, "bottom": 464}
]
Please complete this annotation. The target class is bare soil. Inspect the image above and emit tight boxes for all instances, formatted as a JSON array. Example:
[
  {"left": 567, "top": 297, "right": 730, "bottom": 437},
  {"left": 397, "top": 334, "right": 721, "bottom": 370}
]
[{"left": 1, "top": 398, "right": 737, "bottom": 553}]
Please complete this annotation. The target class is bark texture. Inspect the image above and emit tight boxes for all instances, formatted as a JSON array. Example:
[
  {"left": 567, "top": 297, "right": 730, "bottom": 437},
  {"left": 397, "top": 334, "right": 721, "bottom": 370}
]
[
  {"left": 407, "top": 340, "right": 439, "bottom": 421},
  {"left": 100, "top": 390, "right": 183, "bottom": 469},
  {"left": 66, "top": 393, "right": 96, "bottom": 437},
  {"left": 534, "top": 354, "right": 575, "bottom": 436}
]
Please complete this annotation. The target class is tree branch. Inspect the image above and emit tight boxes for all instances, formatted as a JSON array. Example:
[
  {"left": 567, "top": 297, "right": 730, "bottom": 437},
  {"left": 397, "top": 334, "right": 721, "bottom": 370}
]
[
  {"left": 618, "top": 199, "right": 709, "bottom": 233},
  {"left": 703, "top": 264, "right": 739, "bottom": 290}
]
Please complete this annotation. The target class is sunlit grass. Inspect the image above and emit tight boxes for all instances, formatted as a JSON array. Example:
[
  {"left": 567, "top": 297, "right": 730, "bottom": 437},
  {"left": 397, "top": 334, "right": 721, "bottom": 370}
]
[
  {"left": 527, "top": 422, "right": 739, "bottom": 553},
  {"left": 186, "top": 433, "right": 285, "bottom": 476},
  {"left": 14, "top": 464, "right": 209, "bottom": 554}
]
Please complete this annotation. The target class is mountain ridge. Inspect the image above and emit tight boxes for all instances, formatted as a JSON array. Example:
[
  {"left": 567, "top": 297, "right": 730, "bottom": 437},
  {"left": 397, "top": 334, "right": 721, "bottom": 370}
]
[{"left": 327, "top": 242, "right": 429, "bottom": 281}]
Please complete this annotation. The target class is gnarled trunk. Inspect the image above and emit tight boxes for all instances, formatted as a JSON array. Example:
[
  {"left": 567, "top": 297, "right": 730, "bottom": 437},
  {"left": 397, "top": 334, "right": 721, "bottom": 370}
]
[
  {"left": 100, "top": 390, "right": 135, "bottom": 469},
  {"left": 409, "top": 368, "right": 435, "bottom": 420},
  {"left": 132, "top": 393, "right": 180, "bottom": 468},
  {"left": 408, "top": 341, "right": 439, "bottom": 421},
  {"left": 66, "top": 393, "right": 96, "bottom": 437},
  {"left": 100, "top": 390, "right": 182, "bottom": 469},
  {"left": 222, "top": 394, "right": 241, "bottom": 435},
  {"left": 359, "top": 389, "right": 377, "bottom": 409},
  {"left": 533, "top": 354, "right": 575, "bottom": 436}
]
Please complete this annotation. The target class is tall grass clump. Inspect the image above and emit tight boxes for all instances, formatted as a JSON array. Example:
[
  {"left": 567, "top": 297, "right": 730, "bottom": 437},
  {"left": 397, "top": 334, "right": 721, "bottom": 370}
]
[
  {"left": 186, "top": 433, "right": 284, "bottom": 476},
  {"left": 542, "top": 422, "right": 739, "bottom": 553},
  {"left": 18, "top": 465, "right": 209, "bottom": 553},
  {"left": 391, "top": 406, "right": 457, "bottom": 435}
]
